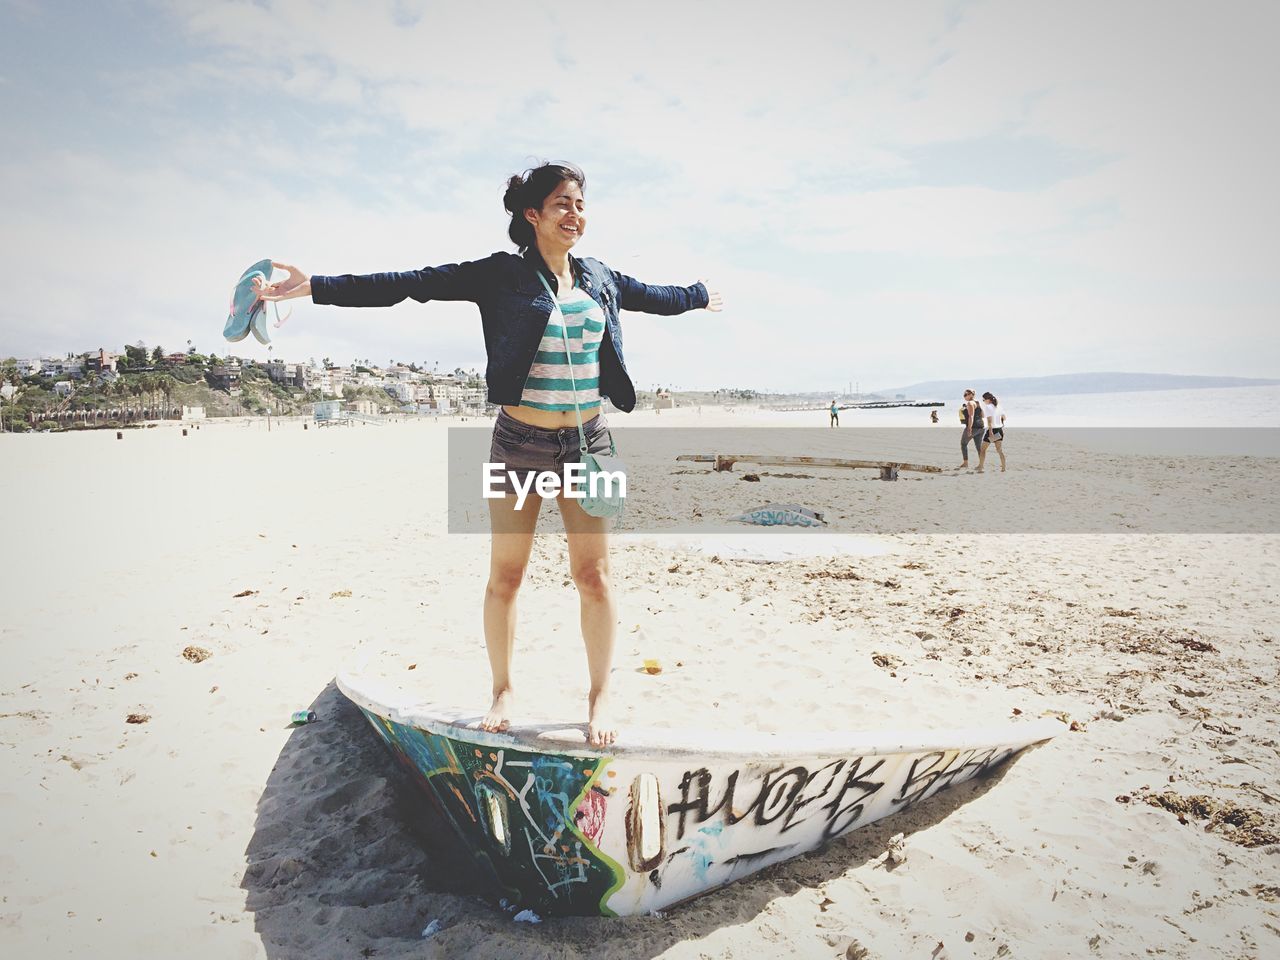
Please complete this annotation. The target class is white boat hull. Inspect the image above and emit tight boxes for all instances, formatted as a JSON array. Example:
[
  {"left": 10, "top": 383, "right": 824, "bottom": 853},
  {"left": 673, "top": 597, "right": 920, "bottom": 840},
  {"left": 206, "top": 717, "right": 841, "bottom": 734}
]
[{"left": 337, "top": 673, "right": 1059, "bottom": 917}]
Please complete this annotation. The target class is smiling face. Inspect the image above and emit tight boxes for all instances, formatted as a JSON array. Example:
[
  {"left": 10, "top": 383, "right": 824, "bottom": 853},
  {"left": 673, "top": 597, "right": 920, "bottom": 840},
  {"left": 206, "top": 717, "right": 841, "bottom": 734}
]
[{"left": 525, "top": 179, "right": 586, "bottom": 257}]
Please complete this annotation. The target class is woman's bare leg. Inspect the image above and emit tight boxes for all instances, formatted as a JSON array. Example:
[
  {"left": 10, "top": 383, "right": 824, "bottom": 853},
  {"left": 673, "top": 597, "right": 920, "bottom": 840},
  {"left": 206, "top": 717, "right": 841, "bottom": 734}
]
[
  {"left": 556, "top": 496, "right": 617, "bottom": 747},
  {"left": 995, "top": 439, "right": 1007, "bottom": 471},
  {"left": 976, "top": 439, "right": 989, "bottom": 473},
  {"left": 480, "top": 494, "right": 541, "bottom": 731}
]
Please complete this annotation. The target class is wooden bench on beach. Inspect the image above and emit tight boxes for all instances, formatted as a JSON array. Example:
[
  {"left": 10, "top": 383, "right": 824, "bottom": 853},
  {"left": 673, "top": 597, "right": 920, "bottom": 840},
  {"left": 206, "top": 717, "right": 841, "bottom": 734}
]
[{"left": 675, "top": 454, "right": 943, "bottom": 481}]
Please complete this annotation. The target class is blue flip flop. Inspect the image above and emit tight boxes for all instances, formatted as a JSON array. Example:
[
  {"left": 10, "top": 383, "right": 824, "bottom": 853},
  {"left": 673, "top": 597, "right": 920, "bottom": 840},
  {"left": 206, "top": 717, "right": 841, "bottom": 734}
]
[{"left": 224, "top": 259, "right": 274, "bottom": 344}]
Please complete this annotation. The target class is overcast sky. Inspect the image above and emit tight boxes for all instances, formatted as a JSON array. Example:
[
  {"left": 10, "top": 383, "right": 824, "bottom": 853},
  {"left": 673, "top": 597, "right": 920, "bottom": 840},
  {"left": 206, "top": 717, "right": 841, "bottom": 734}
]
[{"left": 1, "top": 0, "right": 1276, "bottom": 392}]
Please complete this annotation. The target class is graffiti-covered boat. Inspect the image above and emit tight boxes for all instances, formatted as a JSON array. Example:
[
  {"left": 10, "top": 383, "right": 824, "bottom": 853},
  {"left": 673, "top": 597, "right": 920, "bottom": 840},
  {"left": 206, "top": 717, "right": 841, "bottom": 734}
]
[{"left": 336, "top": 672, "right": 1059, "bottom": 917}]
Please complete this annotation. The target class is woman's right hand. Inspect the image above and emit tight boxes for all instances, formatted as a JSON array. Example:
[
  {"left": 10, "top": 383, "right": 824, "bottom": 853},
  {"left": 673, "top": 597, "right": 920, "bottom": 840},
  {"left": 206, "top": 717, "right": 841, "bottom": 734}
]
[{"left": 254, "top": 262, "right": 311, "bottom": 302}]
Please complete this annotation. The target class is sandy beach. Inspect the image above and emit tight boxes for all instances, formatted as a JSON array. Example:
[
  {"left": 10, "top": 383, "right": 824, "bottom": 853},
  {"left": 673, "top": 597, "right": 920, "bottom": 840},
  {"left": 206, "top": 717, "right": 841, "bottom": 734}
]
[{"left": 1, "top": 409, "right": 1277, "bottom": 958}]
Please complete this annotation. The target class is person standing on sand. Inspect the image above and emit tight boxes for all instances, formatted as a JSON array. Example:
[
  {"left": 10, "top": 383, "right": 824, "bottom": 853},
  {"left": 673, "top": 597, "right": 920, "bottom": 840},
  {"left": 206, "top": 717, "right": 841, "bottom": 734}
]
[
  {"left": 254, "top": 162, "right": 723, "bottom": 746},
  {"left": 976, "top": 391, "right": 1007, "bottom": 473},
  {"left": 958, "top": 388, "right": 984, "bottom": 469},
  {"left": 830, "top": 400, "right": 839, "bottom": 427}
]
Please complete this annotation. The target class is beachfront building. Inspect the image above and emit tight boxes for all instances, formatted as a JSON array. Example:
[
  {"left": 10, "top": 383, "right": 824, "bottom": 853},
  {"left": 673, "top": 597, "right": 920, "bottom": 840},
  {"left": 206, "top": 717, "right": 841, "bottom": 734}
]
[
  {"left": 459, "top": 385, "right": 487, "bottom": 413},
  {"left": 654, "top": 390, "right": 674, "bottom": 410},
  {"left": 54, "top": 381, "right": 74, "bottom": 397},
  {"left": 426, "top": 377, "right": 461, "bottom": 413},
  {"left": 385, "top": 382, "right": 414, "bottom": 403},
  {"left": 83, "top": 348, "right": 118, "bottom": 374},
  {"left": 208, "top": 361, "right": 241, "bottom": 394},
  {"left": 15, "top": 358, "right": 43, "bottom": 377},
  {"left": 40, "top": 356, "right": 84, "bottom": 378},
  {"left": 266, "top": 360, "right": 306, "bottom": 389}
]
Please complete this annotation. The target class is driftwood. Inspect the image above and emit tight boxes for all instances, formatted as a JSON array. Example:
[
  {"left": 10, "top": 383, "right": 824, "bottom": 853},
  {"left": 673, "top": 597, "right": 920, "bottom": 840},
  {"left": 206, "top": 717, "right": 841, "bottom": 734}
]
[{"left": 675, "top": 454, "right": 942, "bottom": 481}]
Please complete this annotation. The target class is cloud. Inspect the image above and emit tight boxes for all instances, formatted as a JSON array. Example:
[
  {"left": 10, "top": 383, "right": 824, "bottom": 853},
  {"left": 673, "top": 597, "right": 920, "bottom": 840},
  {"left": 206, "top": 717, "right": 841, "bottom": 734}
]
[{"left": 1, "top": 0, "right": 1276, "bottom": 386}]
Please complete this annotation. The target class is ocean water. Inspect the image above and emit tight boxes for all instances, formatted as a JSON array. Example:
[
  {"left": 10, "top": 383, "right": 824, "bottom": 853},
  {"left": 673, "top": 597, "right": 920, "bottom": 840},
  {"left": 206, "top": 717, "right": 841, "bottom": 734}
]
[{"left": 848, "top": 384, "right": 1280, "bottom": 428}]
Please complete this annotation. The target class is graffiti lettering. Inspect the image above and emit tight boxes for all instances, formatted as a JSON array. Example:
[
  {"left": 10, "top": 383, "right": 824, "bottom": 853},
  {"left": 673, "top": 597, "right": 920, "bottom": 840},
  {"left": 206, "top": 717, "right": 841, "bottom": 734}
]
[
  {"left": 780, "top": 759, "right": 850, "bottom": 834},
  {"left": 669, "top": 756, "right": 888, "bottom": 843},
  {"left": 821, "top": 757, "right": 887, "bottom": 838},
  {"left": 893, "top": 747, "right": 1009, "bottom": 809}
]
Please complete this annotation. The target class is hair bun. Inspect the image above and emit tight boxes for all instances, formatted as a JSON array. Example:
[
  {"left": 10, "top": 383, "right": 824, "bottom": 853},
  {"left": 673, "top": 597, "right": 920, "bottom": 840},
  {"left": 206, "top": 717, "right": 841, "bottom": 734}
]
[{"left": 502, "top": 174, "right": 527, "bottom": 214}]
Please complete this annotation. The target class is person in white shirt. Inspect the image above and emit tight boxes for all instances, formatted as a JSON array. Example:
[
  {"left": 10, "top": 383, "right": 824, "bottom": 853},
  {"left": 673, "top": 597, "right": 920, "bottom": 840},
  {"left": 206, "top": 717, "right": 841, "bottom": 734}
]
[{"left": 976, "top": 391, "right": 1007, "bottom": 473}]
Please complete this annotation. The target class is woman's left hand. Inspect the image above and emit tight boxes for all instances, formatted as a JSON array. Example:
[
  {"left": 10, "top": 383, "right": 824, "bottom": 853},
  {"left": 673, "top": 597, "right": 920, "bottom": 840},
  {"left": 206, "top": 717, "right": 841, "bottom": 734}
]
[{"left": 698, "top": 279, "right": 724, "bottom": 312}]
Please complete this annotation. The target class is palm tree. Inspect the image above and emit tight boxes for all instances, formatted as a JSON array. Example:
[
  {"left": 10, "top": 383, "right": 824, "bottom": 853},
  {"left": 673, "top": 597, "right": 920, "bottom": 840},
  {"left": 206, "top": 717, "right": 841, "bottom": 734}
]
[{"left": 110, "top": 378, "right": 126, "bottom": 419}]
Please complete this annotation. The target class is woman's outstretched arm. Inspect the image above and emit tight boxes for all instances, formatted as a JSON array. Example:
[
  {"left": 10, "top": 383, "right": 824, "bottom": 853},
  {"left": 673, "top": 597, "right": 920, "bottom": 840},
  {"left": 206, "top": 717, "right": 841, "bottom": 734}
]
[
  {"left": 257, "top": 258, "right": 489, "bottom": 307},
  {"left": 609, "top": 271, "right": 723, "bottom": 315}
]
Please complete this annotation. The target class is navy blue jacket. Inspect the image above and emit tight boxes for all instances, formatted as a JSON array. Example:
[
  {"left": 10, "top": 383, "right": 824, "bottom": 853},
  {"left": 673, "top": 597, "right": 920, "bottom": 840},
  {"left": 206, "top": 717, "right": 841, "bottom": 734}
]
[{"left": 310, "top": 249, "right": 708, "bottom": 413}]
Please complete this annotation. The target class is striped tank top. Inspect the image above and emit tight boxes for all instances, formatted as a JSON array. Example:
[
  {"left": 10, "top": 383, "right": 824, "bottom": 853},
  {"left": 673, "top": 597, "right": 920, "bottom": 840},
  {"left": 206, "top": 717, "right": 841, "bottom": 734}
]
[{"left": 519, "top": 284, "right": 607, "bottom": 411}]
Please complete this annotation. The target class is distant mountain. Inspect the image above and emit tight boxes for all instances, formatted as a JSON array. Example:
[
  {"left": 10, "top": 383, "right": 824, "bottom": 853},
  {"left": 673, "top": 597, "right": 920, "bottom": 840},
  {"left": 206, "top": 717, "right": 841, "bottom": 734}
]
[{"left": 878, "top": 372, "right": 1280, "bottom": 400}]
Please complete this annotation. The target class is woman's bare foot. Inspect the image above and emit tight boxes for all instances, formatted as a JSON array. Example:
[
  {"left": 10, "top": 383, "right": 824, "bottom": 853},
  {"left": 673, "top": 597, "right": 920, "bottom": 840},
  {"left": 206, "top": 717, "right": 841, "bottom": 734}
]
[
  {"left": 587, "top": 687, "right": 617, "bottom": 748},
  {"left": 479, "top": 687, "right": 514, "bottom": 732},
  {"left": 974, "top": 467, "right": 984, "bottom": 474},
  {"left": 956, "top": 462, "right": 970, "bottom": 470}
]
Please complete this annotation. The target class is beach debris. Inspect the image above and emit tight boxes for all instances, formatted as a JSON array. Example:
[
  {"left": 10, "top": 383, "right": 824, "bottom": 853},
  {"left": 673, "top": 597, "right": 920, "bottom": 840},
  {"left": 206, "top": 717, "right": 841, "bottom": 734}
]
[
  {"left": 290, "top": 710, "right": 318, "bottom": 725},
  {"left": 871, "top": 652, "right": 903, "bottom": 671},
  {"left": 512, "top": 908, "right": 541, "bottom": 924},
  {"left": 233, "top": 589, "right": 258, "bottom": 598},
  {"left": 420, "top": 919, "right": 442, "bottom": 939},
  {"left": 330, "top": 589, "right": 352, "bottom": 599},
  {"left": 818, "top": 896, "right": 834, "bottom": 912},
  {"left": 871, "top": 832, "right": 908, "bottom": 868},
  {"left": 181, "top": 645, "right": 212, "bottom": 664},
  {"left": 643, "top": 659, "right": 663, "bottom": 675},
  {"left": 1133, "top": 789, "right": 1279, "bottom": 847},
  {"left": 741, "top": 473, "right": 760, "bottom": 482},
  {"left": 123, "top": 672, "right": 138, "bottom": 681},
  {"left": 126, "top": 713, "right": 151, "bottom": 724},
  {"left": 886, "top": 833, "right": 907, "bottom": 865},
  {"left": 730, "top": 503, "right": 826, "bottom": 527},
  {"left": 807, "top": 569, "right": 862, "bottom": 581},
  {"left": 407, "top": 663, "right": 417, "bottom": 671}
]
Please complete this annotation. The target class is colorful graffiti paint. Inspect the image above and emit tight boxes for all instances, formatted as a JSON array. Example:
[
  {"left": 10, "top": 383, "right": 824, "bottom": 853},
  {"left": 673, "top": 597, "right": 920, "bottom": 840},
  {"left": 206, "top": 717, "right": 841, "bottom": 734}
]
[
  {"left": 358, "top": 707, "right": 626, "bottom": 915},
  {"left": 343, "top": 682, "right": 1060, "bottom": 918}
]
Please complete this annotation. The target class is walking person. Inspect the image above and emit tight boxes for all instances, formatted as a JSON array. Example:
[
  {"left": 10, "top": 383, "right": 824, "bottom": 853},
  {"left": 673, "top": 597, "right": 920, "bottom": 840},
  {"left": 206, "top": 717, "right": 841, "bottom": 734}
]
[
  {"left": 254, "top": 162, "right": 723, "bottom": 746},
  {"left": 958, "top": 388, "right": 984, "bottom": 469},
  {"left": 976, "top": 391, "right": 1007, "bottom": 473}
]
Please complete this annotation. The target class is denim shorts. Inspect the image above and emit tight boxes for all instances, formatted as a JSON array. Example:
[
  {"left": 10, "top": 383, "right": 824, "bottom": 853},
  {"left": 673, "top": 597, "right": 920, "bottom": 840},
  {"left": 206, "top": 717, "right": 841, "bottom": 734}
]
[{"left": 488, "top": 408, "right": 614, "bottom": 496}]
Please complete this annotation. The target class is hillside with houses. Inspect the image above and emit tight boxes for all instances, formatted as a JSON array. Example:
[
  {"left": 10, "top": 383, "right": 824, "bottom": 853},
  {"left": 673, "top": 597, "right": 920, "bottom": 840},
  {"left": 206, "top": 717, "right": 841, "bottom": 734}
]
[{"left": 0, "top": 344, "right": 493, "bottom": 432}]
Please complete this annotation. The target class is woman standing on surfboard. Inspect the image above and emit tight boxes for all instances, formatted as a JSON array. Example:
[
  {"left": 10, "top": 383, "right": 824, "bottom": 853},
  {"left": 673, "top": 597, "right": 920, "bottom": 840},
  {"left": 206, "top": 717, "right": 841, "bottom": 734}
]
[{"left": 254, "top": 162, "right": 723, "bottom": 747}]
